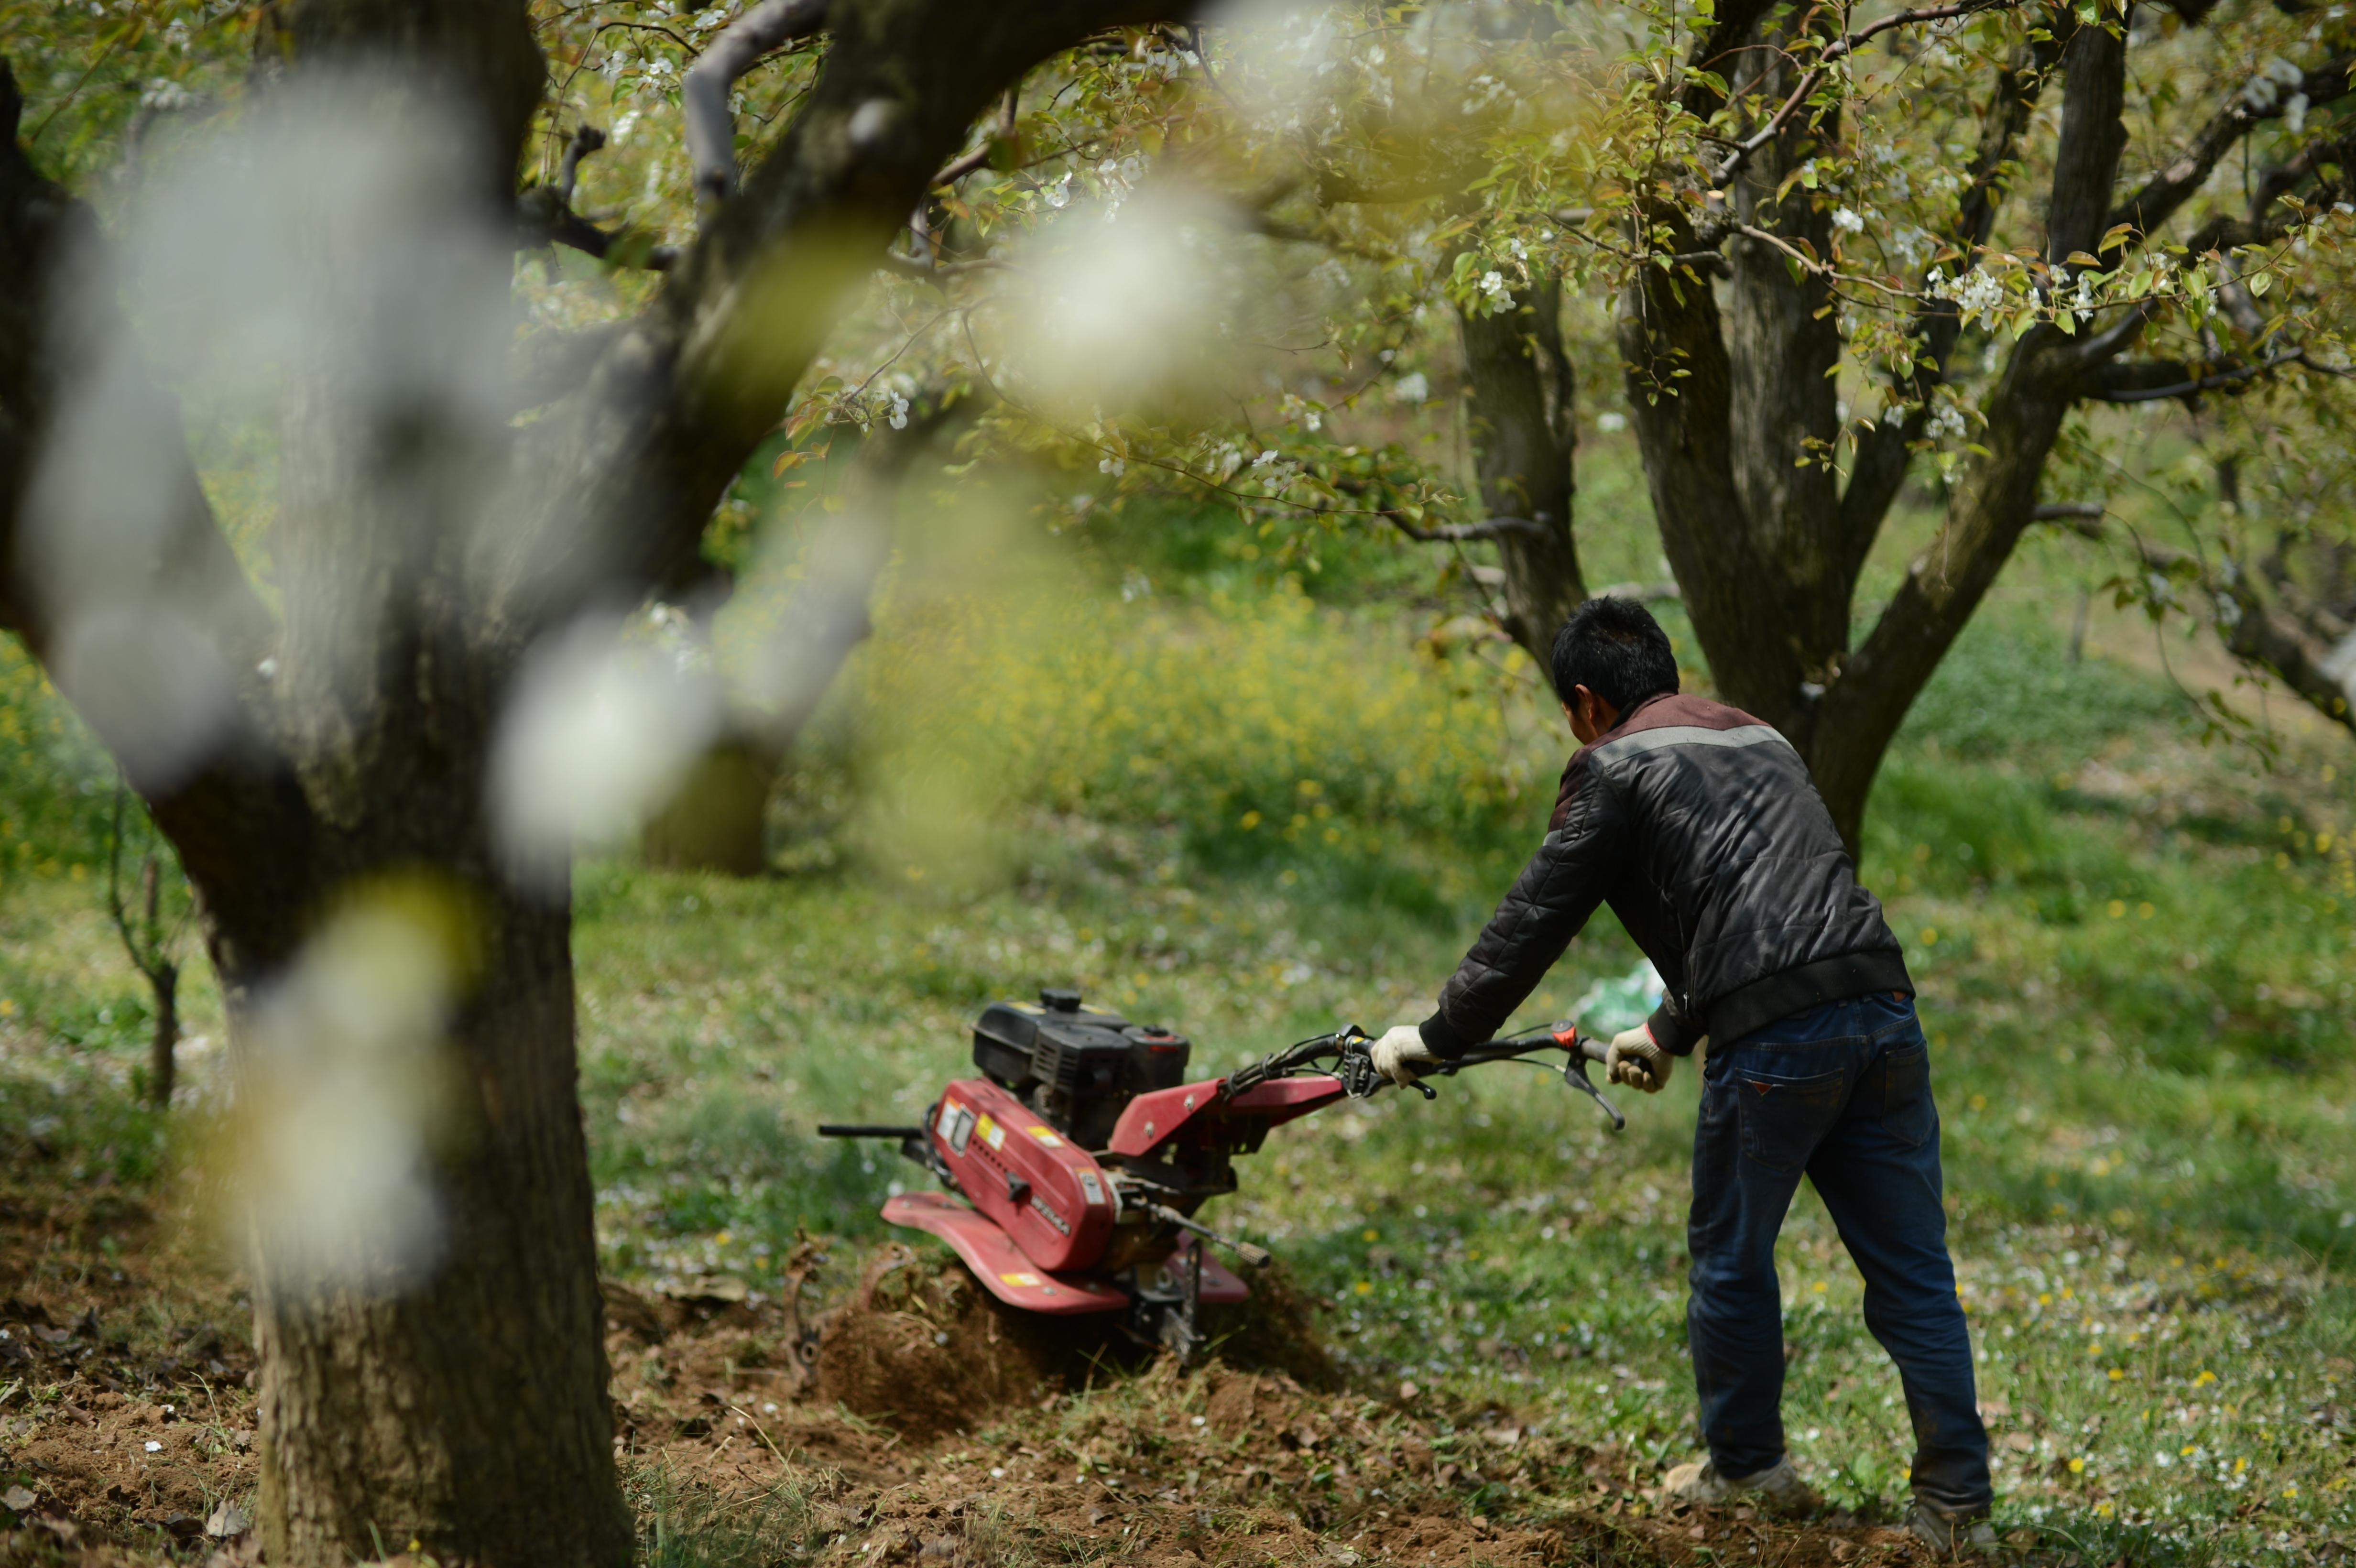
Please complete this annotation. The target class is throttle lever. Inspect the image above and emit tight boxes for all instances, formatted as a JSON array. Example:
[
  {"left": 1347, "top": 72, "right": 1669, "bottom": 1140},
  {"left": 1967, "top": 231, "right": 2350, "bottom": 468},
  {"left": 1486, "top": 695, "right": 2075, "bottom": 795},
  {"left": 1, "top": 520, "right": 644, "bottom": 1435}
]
[{"left": 1552, "top": 1024, "right": 1626, "bottom": 1132}]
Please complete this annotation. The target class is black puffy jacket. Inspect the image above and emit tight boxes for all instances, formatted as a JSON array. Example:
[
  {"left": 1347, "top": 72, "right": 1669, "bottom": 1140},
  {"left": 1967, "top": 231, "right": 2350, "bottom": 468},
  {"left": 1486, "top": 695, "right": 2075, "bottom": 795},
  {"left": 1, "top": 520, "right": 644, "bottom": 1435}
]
[{"left": 1418, "top": 692, "right": 1909, "bottom": 1058}]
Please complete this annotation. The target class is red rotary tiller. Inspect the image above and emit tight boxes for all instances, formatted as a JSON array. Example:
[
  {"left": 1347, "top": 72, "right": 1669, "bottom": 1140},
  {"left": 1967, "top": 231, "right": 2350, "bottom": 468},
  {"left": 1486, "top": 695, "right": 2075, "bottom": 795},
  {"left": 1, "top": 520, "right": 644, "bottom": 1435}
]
[{"left": 821, "top": 989, "right": 1623, "bottom": 1359}]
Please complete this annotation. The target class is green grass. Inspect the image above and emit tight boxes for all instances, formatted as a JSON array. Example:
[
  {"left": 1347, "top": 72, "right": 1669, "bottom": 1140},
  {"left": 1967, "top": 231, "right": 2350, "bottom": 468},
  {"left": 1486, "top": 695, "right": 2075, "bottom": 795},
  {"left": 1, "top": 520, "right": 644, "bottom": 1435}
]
[
  {"left": 566, "top": 585, "right": 2356, "bottom": 1565},
  {"left": 549, "top": 797, "right": 2354, "bottom": 1562},
  {"left": 1, "top": 530, "right": 2352, "bottom": 1565}
]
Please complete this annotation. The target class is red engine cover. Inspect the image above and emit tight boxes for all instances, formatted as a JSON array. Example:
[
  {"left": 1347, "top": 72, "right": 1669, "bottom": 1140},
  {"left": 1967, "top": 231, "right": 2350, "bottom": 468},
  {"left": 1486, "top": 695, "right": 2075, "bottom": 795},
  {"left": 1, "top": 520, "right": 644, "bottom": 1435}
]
[{"left": 929, "top": 1078, "right": 1116, "bottom": 1273}]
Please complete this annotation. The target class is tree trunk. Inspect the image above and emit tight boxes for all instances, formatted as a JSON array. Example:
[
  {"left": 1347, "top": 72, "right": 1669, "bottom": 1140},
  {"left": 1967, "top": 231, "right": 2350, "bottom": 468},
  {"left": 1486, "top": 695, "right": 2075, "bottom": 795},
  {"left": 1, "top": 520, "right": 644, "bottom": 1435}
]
[
  {"left": 638, "top": 416, "right": 931, "bottom": 877},
  {"left": 1617, "top": 10, "right": 2146, "bottom": 854},
  {"left": 1808, "top": 20, "right": 2127, "bottom": 847},
  {"left": 1623, "top": 6, "right": 1850, "bottom": 751},
  {"left": 248, "top": 889, "right": 624, "bottom": 1568},
  {"left": 641, "top": 740, "right": 777, "bottom": 875},
  {"left": 1458, "top": 274, "right": 1586, "bottom": 678},
  {"left": 147, "top": 964, "right": 177, "bottom": 1110},
  {"left": 217, "top": 8, "right": 632, "bottom": 1563}
]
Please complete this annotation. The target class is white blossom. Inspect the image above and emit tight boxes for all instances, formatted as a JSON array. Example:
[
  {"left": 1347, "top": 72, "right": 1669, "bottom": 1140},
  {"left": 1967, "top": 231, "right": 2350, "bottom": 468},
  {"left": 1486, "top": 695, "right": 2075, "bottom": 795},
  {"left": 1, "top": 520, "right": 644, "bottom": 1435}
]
[
  {"left": 140, "top": 78, "right": 196, "bottom": 112},
  {"left": 1478, "top": 269, "right": 1511, "bottom": 305},
  {"left": 2242, "top": 57, "right": 2307, "bottom": 111},
  {"left": 1832, "top": 207, "right": 1865, "bottom": 235},
  {"left": 1929, "top": 265, "right": 2007, "bottom": 329}
]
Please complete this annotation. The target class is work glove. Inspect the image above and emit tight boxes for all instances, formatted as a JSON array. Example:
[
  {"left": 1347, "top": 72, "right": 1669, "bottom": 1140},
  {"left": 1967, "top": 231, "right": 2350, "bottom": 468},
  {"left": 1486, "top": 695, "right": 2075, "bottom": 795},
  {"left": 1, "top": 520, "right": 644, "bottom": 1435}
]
[
  {"left": 1606, "top": 1024, "right": 1673, "bottom": 1094},
  {"left": 1369, "top": 1024, "right": 1439, "bottom": 1087}
]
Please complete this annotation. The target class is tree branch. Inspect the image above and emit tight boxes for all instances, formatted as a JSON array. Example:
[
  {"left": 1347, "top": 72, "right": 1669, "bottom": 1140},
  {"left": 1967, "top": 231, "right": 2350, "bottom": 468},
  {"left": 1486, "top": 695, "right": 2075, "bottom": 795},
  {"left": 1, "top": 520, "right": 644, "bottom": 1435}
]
[
  {"left": 2106, "top": 54, "right": 2356, "bottom": 238},
  {"left": 557, "top": 122, "right": 603, "bottom": 206},
  {"left": 0, "top": 60, "right": 319, "bottom": 973},
  {"left": 517, "top": 123, "right": 681, "bottom": 269},
  {"left": 1710, "top": 0, "right": 2030, "bottom": 188},
  {"left": 2081, "top": 515, "right": 2356, "bottom": 735},
  {"left": 928, "top": 90, "right": 1014, "bottom": 189},
  {"left": 683, "top": 0, "right": 831, "bottom": 208},
  {"left": 1840, "top": 18, "right": 2065, "bottom": 554},
  {"left": 2080, "top": 349, "right": 2311, "bottom": 403},
  {"left": 1385, "top": 512, "right": 1552, "bottom": 544},
  {"left": 506, "top": 0, "right": 1190, "bottom": 636},
  {"left": 2032, "top": 500, "right": 2106, "bottom": 521}
]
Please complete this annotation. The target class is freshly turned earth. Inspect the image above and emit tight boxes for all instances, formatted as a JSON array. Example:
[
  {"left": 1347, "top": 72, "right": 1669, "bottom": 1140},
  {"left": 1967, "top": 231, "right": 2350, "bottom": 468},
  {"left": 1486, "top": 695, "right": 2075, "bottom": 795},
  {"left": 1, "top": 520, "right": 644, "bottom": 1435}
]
[{"left": 0, "top": 1187, "right": 1955, "bottom": 1566}]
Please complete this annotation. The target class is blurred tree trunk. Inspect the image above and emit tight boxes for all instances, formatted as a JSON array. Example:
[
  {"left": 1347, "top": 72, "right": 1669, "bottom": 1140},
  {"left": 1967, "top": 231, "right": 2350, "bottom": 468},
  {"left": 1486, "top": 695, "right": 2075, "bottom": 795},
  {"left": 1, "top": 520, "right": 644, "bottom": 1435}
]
[
  {"left": 148, "top": 974, "right": 178, "bottom": 1108},
  {"left": 640, "top": 414, "right": 938, "bottom": 876},
  {"left": 250, "top": 893, "right": 620, "bottom": 1568},
  {"left": 642, "top": 740, "right": 777, "bottom": 875},
  {"left": 234, "top": 6, "right": 632, "bottom": 1564}
]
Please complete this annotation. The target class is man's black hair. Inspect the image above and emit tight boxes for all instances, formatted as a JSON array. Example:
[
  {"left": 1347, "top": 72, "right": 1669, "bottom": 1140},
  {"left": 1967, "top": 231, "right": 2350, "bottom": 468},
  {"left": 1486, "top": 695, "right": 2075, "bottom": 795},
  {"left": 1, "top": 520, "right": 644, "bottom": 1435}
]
[{"left": 1551, "top": 597, "right": 1679, "bottom": 715}]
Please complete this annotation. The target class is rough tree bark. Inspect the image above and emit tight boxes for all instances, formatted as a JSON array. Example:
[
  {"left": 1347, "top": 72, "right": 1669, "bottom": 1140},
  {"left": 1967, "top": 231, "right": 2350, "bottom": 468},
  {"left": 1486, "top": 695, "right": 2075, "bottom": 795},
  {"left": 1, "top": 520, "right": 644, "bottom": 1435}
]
[
  {"left": 1457, "top": 275, "right": 1586, "bottom": 678},
  {"left": 1620, "top": 8, "right": 2347, "bottom": 851},
  {"left": 0, "top": 1, "right": 1178, "bottom": 1562}
]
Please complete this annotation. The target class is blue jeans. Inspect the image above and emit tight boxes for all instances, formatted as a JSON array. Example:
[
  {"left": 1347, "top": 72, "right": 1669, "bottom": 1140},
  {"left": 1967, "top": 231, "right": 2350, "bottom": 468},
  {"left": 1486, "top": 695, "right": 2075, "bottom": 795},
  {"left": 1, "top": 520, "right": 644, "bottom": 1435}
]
[{"left": 1686, "top": 992, "right": 1991, "bottom": 1515}]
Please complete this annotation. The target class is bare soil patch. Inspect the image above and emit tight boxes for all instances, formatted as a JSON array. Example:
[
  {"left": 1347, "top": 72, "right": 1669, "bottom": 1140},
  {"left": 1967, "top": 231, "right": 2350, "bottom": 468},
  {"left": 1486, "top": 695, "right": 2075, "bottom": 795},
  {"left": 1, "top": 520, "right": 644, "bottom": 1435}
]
[
  {"left": 0, "top": 1199, "right": 1967, "bottom": 1567},
  {"left": 0, "top": 1171, "right": 259, "bottom": 1560}
]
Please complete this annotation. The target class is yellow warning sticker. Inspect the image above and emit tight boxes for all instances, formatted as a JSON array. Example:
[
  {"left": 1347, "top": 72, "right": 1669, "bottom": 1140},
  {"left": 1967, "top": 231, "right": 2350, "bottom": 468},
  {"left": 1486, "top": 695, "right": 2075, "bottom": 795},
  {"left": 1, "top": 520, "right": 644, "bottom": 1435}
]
[
  {"left": 978, "top": 1114, "right": 1004, "bottom": 1150},
  {"left": 1027, "top": 1125, "right": 1065, "bottom": 1148},
  {"left": 999, "top": 1272, "right": 1042, "bottom": 1287}
]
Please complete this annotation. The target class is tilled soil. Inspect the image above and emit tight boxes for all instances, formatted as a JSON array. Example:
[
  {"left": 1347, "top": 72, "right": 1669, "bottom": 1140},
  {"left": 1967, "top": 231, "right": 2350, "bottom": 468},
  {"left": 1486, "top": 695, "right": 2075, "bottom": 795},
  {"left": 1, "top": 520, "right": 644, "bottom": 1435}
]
[
  {"left": 0, "top": 1174, "right": 260, "bottom": 1562},
  {"left": 608, "top": 1250, "right": 1958, "bottom": 1568},
  {"left": 0, "top": 1203, "right": 1958, "bottom": 1567}
]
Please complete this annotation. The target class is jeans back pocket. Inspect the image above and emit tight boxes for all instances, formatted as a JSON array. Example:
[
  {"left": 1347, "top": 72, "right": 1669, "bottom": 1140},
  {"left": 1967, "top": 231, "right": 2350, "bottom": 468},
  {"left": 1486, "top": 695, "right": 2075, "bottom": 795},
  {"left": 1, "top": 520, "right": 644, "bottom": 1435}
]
[
  {"left": 1735, "top": 1065, "right": 1851, "bottom": 1173},
  {"left": 1879, "top": 1044, "right": 1937, "bottom": 1150}
]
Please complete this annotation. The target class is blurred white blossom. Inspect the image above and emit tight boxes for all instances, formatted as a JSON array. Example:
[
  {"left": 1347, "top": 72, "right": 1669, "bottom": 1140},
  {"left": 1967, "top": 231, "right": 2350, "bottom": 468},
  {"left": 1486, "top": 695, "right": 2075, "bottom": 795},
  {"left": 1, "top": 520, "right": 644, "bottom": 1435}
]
[{"left": 489, "top": 614, "right": 723, "bottom": 888}]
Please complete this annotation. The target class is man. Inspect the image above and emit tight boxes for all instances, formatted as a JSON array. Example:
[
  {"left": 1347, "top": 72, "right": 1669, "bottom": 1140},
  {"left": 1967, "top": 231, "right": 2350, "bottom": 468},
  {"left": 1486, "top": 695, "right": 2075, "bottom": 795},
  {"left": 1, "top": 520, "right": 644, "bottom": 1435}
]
[{"left": 1370, "top": 597, "right": 1994, "bottom": 1555}]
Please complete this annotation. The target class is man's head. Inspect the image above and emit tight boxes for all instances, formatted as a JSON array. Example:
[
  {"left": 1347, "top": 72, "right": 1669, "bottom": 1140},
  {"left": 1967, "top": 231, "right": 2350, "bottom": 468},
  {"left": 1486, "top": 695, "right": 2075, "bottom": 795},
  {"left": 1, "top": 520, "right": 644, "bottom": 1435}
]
[{"left": 1552, "top": 596, "right": 1679, "bottom": 744}]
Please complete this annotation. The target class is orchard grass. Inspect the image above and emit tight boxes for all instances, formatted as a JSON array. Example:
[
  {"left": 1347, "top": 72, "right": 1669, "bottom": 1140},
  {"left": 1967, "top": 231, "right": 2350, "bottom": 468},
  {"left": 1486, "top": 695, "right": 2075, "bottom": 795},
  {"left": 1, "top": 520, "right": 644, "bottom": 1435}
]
[
  {"left": 1, "top": 584, "right": 2351, "bottom": 1565},
  {"left": 557, "top": 768, "right": 2353, "bottom": 1565}
]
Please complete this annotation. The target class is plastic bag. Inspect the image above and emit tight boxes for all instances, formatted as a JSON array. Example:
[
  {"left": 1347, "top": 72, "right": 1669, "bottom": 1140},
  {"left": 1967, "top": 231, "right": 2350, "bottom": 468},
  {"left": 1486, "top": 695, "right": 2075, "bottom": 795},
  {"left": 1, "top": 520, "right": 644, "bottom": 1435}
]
[{"left": 1571, "top": 959, "right": 1663, "bottom": 1036}]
